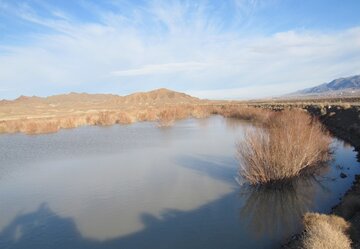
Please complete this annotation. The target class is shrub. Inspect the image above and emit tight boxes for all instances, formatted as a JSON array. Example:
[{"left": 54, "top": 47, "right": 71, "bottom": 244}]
[
  {"left": 302, "top": 213, "right": 351, "bottom": 249},
  {"left": 21, "top": 119, "right": 60, "bottom": 134},
  {"left": 96, "top": 111, "right": 117, "bottom": 126},
  {"left": 117, "top": 112, "right": 133, "bottom": 124},
  {"left": 59, "top": 117, "right": 76, "bottom": 129},
  {"left": 4, "top": 119, "right": 23, "bottom": 133},
  {"left": 174, "top": 105, "right": 191, "bottom": 120},
  {"left": 217, "top": 105, "right": 272, "bottom": 124},
  {"left": 85, "top": 114, "right": 98, "bottom": 125},
  {"left": 237, "top": 109, "right": 331, "bottom": 184},
  {"left": 57, "top": 116, "right": 88, "bottom": 129},
  {"left": 0, "top": 122, "right": 6, "bottom": 133},
  {"left": 191, "top": 105, "right": 211, "bottom": 118},
  {"left": 136, "top": 109, "right": 157, "bottom": 122},
  {"left": 158, "top": 108, "right": 176, "bottom": 127}
]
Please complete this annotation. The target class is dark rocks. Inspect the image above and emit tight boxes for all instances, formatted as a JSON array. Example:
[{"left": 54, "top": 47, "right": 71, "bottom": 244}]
[
  {"left": 340, "top": 172, "right": 348, "bottom": 178},
  {"left": 337, "top": 164, "right": 344, "bottom": 170}
]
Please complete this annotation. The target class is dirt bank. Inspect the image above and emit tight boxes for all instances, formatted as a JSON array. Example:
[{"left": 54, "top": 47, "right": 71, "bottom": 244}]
[
  {"left": 332, "top": 175, "right": 360, "bottom": 248},
  {"left": 305, "top": 105, "right": 360, "bottom": 152},
  {"left": 248, "top": 102, "right": 360, "bottom": 151}
]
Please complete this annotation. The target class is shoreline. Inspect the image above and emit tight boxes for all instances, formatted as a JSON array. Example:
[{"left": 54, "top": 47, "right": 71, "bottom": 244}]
[{"left": 281, "top": 105, "right": 360, "bottom": 248}]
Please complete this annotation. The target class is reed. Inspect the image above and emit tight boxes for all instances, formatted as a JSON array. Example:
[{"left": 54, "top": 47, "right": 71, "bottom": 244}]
[
  {"left": 20, "top": 119, "right": 60, "bottom": 134},
  {"left": 213, "top": 105, "right": 272, "bottom": 124},
  {"left": 116, "top": 112, "right": 133, "bottom": 124},
  {"left": 191, "top": 105, "right": 211, "bottom": 118},
  {"left": 158, "top": 108, "right": 176, "bottom": 127}
]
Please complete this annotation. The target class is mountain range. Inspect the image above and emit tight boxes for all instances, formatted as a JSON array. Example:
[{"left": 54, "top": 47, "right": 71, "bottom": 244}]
[
  {"left": 2, "top": 88, "right": 200, "bottom": 106},
  {"left": 290, "top": 75, "right": 360, "bottom": 97},
  {"left": 0, "top": 88, "right": 203, "bottom": 121}
]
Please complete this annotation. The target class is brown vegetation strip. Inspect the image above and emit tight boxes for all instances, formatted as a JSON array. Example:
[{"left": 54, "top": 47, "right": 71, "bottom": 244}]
[{"left": 0, "top": 104, "right": 221, "bottom": 134}]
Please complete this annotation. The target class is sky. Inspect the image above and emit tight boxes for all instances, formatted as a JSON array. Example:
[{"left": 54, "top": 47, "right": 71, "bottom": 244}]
[{"left": 0, "top": 0, "right": 360, "bottom": 100}]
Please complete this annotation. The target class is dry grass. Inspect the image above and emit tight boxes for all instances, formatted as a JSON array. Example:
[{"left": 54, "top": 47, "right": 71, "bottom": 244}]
[
  {"left": 237, "top": 109, "right": 331, "bottom": 184},
  {"left": 191, "top": 105, "right": 212, "bottom": 118},
  {"left": 0, "top": 104, "right": 333, "bottom": 139},
  {"left": 301, "top": 213, "right": 351, "bottom": 249},
  {"left": 156, "top": 105, "right": 207, "bottom": 127},
  {"left": 117, "top": 112, "right": 133, "bottom": 124},
  {"left": 20, "top": 119, "right": 60, "bottom": 134},
  {"left": 135, "top": 108, "right": 158, "bottom": 122},
  {"left": 95, "top": 111, "right": 133, "bottom": 126},
  {"left": 157, "top": 108, "right": 177, "bottom": 127},
  {"left": 212, "top": 105, "right": 272, "bottom": 124},
  {"left": 0, "top": 106, "right": 202, "bottom": 133},
  {"left": 0, "top": 111, "right": 134, "bottom": 134}
]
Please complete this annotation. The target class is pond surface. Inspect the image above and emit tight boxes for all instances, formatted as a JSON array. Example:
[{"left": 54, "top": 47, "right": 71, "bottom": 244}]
[{"left": 0, "top": 116, "right": 359, "bottom": 249}]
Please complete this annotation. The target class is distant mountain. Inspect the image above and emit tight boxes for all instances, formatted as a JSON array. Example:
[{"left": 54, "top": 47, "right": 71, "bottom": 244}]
[
  {"left": 2, "top": 88, "right": 202, "bottom": 109},
  {"left": 0, "top": 88, "right": 205, "bottom": 122},
  {"left": 291, "top": 75, "right": 360, "bottom": 97},
  {"left": 123, "top": 88, "right": 200, "bottom": 105}
]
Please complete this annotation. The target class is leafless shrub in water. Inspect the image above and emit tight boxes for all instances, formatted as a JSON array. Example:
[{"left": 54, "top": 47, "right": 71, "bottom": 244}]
[{"left": 237, "top": 109, "right": 331, "bottom": 184}]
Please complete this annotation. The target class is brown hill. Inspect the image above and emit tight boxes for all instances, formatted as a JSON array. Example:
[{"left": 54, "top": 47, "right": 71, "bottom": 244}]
[
  {"left": 0, "top": 88, "right": 203, "bottom": 121},
  {"left": 123, "top": 88, "right": 199, "bottom": 105}
]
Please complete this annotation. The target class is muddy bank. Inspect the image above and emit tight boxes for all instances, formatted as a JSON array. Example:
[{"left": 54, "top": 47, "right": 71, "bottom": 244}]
[
  {"left": 251, "top": 102, "right": 360, "bottom": 153},
  {"left": 305, "top": 105, "right": 360, "bottom": 152},
  {"left": 249, "top": 103, "right": 360, "bottom": 151},
  {"left": 332, "top": 175, "right": 360, "bottom": 248}
]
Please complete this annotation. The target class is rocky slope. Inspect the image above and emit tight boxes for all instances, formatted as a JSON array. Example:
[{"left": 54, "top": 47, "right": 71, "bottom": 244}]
[{"left": 290, "top": 75, "right": 360, "bottom": 97}]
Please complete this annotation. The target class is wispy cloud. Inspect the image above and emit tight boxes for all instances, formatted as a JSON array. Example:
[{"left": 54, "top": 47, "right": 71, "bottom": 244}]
[
  {"left": 0, "top": 0, "right": 359, "bottom": 99},
  {"left": 112, "top": 62, "right": 209, "bottom": 76},
  {"left": 187, "top": 80, "right": 317, "bottom": 100}
]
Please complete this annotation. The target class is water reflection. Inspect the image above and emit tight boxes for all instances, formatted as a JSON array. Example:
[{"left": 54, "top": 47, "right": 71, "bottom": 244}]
[
  {"left": 224, "top": 118, "right": 252, "bottom": 132},
  {"left": 239, "top": 175, "right": 330, "bottom": 241},
  {"left": 0, "top": 203, "right": 93, "bottom": 249},
  {"left": 0, "top": 193, "right": 258, "bottom": 249},
  {"left": 176, "top": 155, "right": 238, "bottom": 185}
]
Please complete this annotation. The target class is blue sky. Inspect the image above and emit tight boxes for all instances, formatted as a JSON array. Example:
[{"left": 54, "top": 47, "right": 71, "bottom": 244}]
[{"left": 0, "top": 0, "right": 360, "bottom": 99}]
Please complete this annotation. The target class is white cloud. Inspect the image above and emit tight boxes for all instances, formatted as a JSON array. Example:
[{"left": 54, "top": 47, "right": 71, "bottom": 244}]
[
  {"left": 0, "top": 1, "right": 359, "bottom": 99},
  {"left": 111, "top": 62, "right": 209, "bottom": 76},
  {"left": 187, "top": 80, "right": 316, "bottom": 100}
]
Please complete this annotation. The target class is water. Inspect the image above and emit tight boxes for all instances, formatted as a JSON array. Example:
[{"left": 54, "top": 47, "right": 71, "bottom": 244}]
[{"left": 0, "top": 116, "right": 359, "bottom": 249}]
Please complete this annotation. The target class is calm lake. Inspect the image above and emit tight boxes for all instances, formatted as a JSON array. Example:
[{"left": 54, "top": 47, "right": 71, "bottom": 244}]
[{"left": 0, "top": 116, "right": 359, "bottom": 249}]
